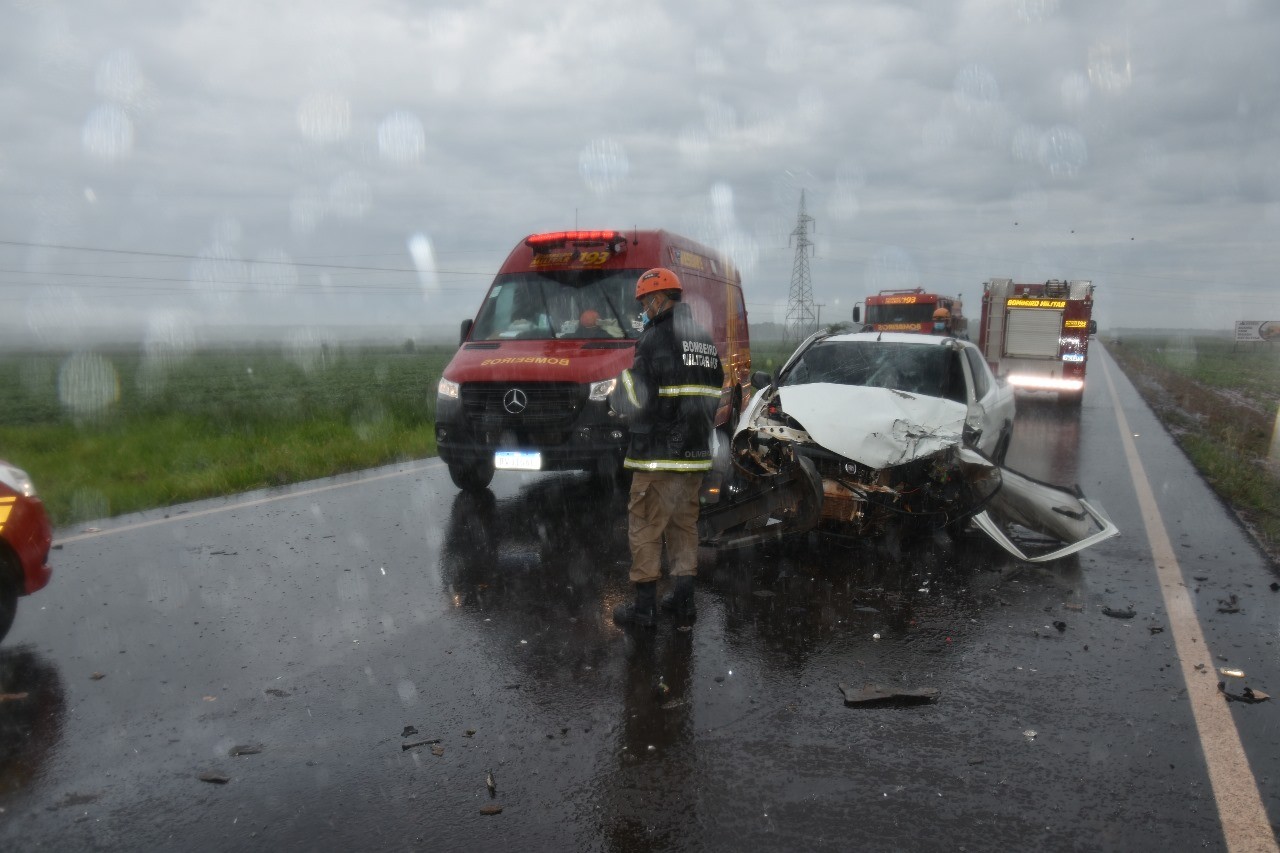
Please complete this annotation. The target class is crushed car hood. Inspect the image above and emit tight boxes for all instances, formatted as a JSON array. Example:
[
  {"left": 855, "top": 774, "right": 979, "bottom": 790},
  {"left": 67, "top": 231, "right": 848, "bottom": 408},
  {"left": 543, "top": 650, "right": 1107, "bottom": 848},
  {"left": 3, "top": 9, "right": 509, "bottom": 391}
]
[{"left": 765, "top": 383, "right": 967, "bottom": 469}]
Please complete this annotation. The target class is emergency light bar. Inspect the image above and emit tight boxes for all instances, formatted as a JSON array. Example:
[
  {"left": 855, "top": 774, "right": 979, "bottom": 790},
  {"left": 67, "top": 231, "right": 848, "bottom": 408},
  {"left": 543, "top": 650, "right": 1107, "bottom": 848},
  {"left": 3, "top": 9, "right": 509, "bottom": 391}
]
[
  {"left": 524, "top": 230, "right": 627, "bottom": 252},
  {"left": 1007, "top": 374, "right": 1084, "bottom": 391}
]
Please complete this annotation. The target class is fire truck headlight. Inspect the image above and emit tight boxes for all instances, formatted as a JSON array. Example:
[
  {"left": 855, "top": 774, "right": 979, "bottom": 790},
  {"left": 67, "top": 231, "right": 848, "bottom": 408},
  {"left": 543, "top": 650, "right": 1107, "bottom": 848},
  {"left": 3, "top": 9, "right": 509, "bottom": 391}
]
[
  {"left": 589, "top": 378, "right": 617, "bottom": 401},
  {"left": 437, "top": 378, "right": 461, "bottom": 399}
]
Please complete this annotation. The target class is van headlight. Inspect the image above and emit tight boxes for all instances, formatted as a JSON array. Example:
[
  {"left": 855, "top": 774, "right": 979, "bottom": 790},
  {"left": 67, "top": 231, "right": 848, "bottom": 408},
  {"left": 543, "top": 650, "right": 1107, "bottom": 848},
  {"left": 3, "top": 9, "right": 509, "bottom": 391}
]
[
  {"left": 0, "top": 463, "right": 37, "bottom": 497},
  {"left": 437, "top": 378, "right": 461, "bottom": 399},
  {"left": 588, "top": 378, "right": 616, "bottom": 401}
]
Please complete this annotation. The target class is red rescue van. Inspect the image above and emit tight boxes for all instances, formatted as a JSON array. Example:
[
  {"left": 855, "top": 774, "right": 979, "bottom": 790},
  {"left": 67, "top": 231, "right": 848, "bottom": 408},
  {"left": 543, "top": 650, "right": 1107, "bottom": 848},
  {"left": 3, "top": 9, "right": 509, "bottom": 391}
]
[{"left": 436, "top": 229, "right": 751, "bottom": 491}]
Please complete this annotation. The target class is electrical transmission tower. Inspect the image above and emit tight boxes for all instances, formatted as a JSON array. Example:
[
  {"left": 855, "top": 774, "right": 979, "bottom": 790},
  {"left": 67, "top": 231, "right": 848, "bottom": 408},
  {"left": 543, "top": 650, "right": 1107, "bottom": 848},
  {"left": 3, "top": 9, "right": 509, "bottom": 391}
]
[{"left": 784, "top": 190, "right": 817, "bottom": 345}]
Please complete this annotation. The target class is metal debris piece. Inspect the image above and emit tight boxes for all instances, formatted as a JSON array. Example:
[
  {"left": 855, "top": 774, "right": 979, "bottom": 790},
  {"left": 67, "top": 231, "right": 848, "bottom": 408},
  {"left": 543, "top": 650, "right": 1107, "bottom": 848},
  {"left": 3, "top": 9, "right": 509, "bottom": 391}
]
[
  {"left": 479, "top": 805, "right": 503, "bottom": 816},
  {"left": 1148, "top": 626, "right": 1164, "bottom": 634},
  {"left": 1102, "top": 607, "right": 1135, "bottom": 619},
  {"left": 1219, "top": 682, "right": 1271, "bottom": 704},
  {"left": 401, "top": 738, "right": 442, "bottom": 752},
  {"left": 1063, "top": 603, "right": 1083, "bottom": 612},
  {"left": 1220, "top": 668, "right": 1246, "bottom": 679},
  {"left": 840, "top": 683, "right": 939, "bottom": 707},
  {"left": 401, "top": 725, "right": 418, "bottom": 737},
  {"left": 90, "top": 672, "right": 105, "bottom": 680},
  {"left": 1217, "top": 595, "right": 1240, "bottom": 614},
  {"left": 486, "top": 770, "right": 496, "bottom": 797},
  {"left": 198, "top": 772, "right": 230, "bottom": 784},
  {"left": 229, "top": 744, "right": 262, "bottom": 756},
  {"left": 1023, "top": 730, "right": 1037, "bottom": 740}
]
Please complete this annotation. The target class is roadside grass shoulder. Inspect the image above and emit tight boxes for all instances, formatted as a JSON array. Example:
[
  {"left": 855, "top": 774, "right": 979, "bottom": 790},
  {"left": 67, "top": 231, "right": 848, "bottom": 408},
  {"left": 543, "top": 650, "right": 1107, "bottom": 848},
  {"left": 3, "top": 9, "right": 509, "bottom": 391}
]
[
  {"left": 1108, "top": 335, "right": 1280, "bottom": 566},
  {"left": 1, "top": 344, "right": 453, "bottom": 527}
]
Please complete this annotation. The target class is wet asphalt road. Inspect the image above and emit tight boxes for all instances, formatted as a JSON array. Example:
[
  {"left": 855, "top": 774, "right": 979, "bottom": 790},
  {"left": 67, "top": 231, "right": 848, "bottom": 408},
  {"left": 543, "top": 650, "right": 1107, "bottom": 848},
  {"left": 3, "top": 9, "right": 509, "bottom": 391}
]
[{"left": 2, "top": 346, "right": 1278, "bottom": 852}]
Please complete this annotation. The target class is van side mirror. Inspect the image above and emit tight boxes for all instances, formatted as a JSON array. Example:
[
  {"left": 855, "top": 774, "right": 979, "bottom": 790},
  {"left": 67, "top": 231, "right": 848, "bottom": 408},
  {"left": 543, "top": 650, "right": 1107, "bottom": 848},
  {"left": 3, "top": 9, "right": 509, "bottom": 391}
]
[
  {"left": 852, "top": 305, "right": 861, "bottom": 323},
  {"left": 1087, "top": 320, "right": 1098, "bottom": 336},
  {"left": 751, "top": 370, "right": 773, "bottom": 391},
  {"left": 459, "top": 319, "right": 473, "bottom": 346}
]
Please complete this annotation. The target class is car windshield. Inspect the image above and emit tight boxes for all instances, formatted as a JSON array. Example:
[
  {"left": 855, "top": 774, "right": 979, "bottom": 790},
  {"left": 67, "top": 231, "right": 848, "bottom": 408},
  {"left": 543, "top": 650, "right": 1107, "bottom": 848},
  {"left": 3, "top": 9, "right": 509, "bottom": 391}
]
[
  {"left": 780, "top": 340, "right": 963, "bottom": 402},
  {"left": 469, "top": 270, "right": 642, "bottom": 341}
]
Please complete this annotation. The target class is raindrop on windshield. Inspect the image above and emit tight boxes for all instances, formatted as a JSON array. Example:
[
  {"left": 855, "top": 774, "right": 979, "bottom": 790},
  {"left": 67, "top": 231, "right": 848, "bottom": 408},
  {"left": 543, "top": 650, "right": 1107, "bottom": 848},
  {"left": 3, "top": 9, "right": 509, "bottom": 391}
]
[
  {"left": 378, "top": 111, "right": 425, "bottom": 165},
  {"left": 578, "top": 138, "right": 629, "bottom": 196}
]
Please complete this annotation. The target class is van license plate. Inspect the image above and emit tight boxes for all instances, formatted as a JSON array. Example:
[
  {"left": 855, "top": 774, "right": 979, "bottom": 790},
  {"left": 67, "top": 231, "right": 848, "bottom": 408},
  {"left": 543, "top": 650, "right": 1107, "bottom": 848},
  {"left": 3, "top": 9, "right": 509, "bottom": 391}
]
[{"left": 495, "top": 450, "right": 542, "bottom": 471}]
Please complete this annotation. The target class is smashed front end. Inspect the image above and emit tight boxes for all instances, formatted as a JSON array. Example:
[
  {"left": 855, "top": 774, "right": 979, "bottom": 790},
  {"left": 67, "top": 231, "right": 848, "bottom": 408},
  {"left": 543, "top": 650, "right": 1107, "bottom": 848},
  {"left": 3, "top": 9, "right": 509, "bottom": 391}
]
[{"left": 701, "top": 382, "right": 1117, "bottom": 562}]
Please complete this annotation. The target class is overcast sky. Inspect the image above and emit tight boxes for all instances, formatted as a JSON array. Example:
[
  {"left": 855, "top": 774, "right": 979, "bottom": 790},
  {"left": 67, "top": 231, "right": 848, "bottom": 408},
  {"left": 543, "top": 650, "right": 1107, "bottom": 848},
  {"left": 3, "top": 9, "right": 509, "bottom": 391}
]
[{"left": 2, "top": 0, "right": 1279, "bottom": 348}]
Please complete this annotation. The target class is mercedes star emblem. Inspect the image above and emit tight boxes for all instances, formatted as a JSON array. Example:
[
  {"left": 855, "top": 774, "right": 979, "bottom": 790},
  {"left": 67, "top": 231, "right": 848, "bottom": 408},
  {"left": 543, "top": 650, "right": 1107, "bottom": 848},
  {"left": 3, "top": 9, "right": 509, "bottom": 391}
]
[{"left": 503, "top": 388, "right": 528, "bottom": 414}]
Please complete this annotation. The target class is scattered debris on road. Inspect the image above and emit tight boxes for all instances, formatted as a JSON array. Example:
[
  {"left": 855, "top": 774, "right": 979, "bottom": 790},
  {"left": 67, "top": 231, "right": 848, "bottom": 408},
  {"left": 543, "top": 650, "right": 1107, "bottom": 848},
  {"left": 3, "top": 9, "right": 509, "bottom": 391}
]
[
  {"left": 401, "top": 725, "right": 418, "bottom": 737},
  {"left": 1217, "top": 595, "right": 1241, "bottom": 614},
  {"left": 840, "top": 683, "right": 939, "bottom": 707},
  {"left": 198, "top": 772, "right": 229, "bottom": 784},
  {"left": 401, "top": 738, "right": 442, "bottom": 752},
  {"left": 479, "top": 805, "right": 503, "bottom": 816},
  {"left": 229, "top": 744, "right": 262, "bottom": 756},
  {"left": 90, "top": 672, "right": 105, "bottom": 680},
  {"left": 1220, "top": 668, "right": 1246, "bottom": 679},
  {"left": 1102, "top": 607, "right": 1136, "bottom": 619},
  {"left": 0, "top": 692, "right": 30, "bottom": 703},
  {"left": 1219, "top": 683, "right": 1271, "bottom": 704},
  {"left": 486, "top": 770, "right": 497, "bottom": 797}
]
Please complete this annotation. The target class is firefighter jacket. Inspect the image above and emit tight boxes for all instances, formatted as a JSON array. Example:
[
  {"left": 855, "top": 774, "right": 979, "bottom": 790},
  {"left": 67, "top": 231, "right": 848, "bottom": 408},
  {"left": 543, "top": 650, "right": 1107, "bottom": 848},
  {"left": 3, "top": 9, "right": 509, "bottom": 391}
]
[{"left": 613, "top": 302, "right": 725, "bottom": 472}]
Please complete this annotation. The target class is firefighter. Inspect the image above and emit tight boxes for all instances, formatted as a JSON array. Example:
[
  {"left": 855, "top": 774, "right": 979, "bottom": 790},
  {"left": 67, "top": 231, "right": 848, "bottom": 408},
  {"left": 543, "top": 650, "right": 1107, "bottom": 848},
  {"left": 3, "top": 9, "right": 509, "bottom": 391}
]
[
  {"left": 931, "top": 306, "right": 952, "bottom": 335},
  {"left": 610, "top": 268, "right": 724, "bottom": 628}
]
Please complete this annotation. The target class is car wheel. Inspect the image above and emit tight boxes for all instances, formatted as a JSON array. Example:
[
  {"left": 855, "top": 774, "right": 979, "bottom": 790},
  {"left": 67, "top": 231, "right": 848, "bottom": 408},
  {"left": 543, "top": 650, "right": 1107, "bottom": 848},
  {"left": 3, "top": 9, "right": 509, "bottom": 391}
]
[
  {"left": 448, "top": 461, "right": 495, "bottom": 492},
  {"left": 0, "top": 552, "right": 19, "bottom": 644}
]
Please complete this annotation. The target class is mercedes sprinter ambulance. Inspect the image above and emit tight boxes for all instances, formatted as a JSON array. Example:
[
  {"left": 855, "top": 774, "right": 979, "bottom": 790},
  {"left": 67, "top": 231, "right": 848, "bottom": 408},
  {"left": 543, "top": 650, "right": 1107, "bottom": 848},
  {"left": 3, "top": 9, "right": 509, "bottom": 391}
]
[{"left": 435, "top": 229, "right": 751, "bottom": 491}]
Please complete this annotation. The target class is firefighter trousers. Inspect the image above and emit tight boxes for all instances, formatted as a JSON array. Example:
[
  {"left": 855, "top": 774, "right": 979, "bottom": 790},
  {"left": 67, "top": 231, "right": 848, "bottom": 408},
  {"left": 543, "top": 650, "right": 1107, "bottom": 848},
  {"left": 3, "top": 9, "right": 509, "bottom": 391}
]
[{"left": 627, "top": 470, "right": 703, "bottom": 584}]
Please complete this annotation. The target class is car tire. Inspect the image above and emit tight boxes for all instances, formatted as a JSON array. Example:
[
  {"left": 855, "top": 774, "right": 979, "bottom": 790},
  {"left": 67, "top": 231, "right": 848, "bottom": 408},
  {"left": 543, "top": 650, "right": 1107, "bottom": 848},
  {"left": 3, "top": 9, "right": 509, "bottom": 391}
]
[
  {"left": 0, "top": 551, "right": 19, "bottom": 644},
  {"left": 448, "top": 461, "right": 494, "bottom": 492}
]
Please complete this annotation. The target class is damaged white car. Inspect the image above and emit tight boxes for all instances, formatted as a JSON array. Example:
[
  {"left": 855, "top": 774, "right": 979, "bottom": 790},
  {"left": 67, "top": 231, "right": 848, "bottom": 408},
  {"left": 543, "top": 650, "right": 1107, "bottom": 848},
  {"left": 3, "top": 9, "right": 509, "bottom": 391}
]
[{"left": 699, "top": 331, "right": 1118, "bottom": 562}]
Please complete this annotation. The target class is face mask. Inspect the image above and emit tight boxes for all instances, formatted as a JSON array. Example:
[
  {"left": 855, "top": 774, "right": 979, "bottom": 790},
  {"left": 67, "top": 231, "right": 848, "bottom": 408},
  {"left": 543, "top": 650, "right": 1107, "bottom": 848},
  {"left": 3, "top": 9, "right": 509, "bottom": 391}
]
[
  {"left": 933, "top": 322, "right": 947, "bottom": 332},
  {"left": 639, "top": 311, "right": 651, "bottom": 330}
]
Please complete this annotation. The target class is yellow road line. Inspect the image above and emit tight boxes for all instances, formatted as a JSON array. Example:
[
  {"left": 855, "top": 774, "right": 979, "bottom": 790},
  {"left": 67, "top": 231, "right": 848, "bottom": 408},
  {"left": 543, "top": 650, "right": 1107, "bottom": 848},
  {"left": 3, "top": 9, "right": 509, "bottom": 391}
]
[
  {"left": 56, "top": 460, "right": 443, "bottom": 545},
  {"left": 1101, "top": 354, "right": 1278, "bottom": 852}
]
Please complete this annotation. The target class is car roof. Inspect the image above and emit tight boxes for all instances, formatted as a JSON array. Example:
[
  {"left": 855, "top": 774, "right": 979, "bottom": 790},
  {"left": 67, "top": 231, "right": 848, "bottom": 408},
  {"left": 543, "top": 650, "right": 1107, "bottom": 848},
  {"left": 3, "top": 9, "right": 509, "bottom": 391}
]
[{"left": 822, "top": 331, "right": 966, "bottom": 347}]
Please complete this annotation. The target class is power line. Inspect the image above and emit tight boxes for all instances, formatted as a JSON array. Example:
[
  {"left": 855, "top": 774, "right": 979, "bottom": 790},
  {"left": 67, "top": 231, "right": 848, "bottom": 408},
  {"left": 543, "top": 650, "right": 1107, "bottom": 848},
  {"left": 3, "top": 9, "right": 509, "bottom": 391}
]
[{"left": 0, "top": 238, "right": 493, "bottom": 276}]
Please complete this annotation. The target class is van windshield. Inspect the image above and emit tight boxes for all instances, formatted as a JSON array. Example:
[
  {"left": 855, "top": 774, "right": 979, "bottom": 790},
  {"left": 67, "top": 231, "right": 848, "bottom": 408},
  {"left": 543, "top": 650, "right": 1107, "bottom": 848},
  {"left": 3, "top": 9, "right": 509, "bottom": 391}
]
[{"left": 469, "top": 269, "right": 644, "bottom": 341}]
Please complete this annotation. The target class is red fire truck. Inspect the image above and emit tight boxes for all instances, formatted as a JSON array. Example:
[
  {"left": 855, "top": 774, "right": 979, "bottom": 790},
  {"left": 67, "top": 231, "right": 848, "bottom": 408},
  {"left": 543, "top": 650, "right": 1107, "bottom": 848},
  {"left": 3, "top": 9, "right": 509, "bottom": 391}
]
[
  {"left": 977, "top": 278, "right": 1097, "bottom": 405},
  {"left": 852, "top": 288, "right": 968, "bottom": 337}
]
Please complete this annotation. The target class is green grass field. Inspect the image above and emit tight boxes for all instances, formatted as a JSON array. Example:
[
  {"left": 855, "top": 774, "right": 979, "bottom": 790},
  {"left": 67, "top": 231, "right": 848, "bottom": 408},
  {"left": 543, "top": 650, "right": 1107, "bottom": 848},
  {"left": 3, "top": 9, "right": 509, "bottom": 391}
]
[
  {"left": 1, "top": 343, "right": 453, "bottom": 526},
  {"left": 1107, "top": 334, "right": 1280, "bottom": 563}
]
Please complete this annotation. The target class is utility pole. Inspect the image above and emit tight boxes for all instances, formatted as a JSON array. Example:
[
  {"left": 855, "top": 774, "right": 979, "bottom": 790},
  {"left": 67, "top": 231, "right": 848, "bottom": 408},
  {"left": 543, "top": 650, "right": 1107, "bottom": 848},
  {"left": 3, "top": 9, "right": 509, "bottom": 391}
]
[{"left": 784, "top": 190, "right": 816, "bottom": 345}]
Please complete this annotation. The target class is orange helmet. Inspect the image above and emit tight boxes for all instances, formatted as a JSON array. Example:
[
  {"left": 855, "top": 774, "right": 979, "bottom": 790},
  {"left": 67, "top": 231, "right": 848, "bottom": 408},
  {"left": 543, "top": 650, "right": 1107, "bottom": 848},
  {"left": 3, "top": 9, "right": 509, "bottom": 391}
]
[
  {"left": 635, "top": 267, "right": 682, "bottom": 300},
  {"left": 932, "top": 307, "right": 951, "bottom": 320}
]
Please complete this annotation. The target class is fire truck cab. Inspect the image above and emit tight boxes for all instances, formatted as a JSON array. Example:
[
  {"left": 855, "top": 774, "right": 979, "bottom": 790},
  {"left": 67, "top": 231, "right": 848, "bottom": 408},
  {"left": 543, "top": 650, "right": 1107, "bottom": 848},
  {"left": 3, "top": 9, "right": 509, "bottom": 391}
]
[
  {"left": 978, "top": 278, "right": 1097, "bottom": 405},
  {"left": 853, "top": 288, "right": 968, "bottom": 337},
  {"left": 435, "top": 229, "right": 751, "bottom": 491}
]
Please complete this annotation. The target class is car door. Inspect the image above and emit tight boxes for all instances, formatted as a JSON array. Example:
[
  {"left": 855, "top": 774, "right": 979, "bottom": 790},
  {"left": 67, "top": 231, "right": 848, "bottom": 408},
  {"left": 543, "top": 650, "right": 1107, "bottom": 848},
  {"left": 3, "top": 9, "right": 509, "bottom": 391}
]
[{"left": 961, "top": 343, "right": 1014, "bottom": 460}]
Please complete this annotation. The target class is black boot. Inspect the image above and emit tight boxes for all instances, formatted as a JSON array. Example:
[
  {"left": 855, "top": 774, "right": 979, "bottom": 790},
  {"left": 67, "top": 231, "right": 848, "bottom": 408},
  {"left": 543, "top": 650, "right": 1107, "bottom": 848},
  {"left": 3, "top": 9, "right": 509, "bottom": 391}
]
[
  {"left": 660, "top": 575, "right": 697, "bottom": 621},
  {"left": 613, "top": 582, "right": 657, "bottom": 628}
]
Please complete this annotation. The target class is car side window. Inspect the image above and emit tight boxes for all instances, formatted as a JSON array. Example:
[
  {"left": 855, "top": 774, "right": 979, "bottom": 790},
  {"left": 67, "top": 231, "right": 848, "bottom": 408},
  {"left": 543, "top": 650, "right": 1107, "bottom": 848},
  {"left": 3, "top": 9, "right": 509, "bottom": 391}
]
[{"left": 964, "top": 347, "right": 991, "bottom": 400}]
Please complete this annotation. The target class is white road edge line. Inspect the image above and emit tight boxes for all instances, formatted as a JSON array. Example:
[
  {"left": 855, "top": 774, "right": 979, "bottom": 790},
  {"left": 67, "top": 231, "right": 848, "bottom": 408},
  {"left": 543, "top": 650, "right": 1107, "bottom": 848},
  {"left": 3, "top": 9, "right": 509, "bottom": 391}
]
[
  {"left": 1101, "top": 353, "right": 1278, "bottom": 852},
  {"left": 56, "top": 459, "right": 445, "bottom": 545}
]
